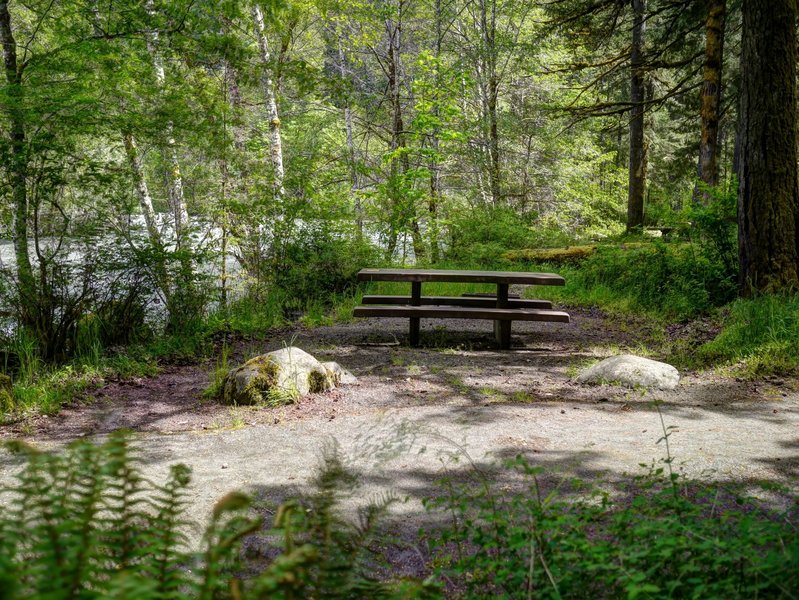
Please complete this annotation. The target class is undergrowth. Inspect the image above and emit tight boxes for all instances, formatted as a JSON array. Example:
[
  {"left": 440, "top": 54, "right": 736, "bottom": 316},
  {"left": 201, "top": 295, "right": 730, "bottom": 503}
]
[
  {"left": 426, "top": 456, "right": 799, "bottom": 598},
  {"left": 1, "top": 431, "right": 797, "bottom": 598},
  {"left": 697, "top": 294, "right": 799, "bottom": 376},
  {"left": 0, "top": 433, "right": 439, "bottom": 599}
]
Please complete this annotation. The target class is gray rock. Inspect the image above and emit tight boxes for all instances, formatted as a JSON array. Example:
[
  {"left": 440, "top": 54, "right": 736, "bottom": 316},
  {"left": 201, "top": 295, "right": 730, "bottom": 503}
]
[
  {"left": 576, "top": 354, "right": 679, "bottom": 390},
  {"left": 321, "top": 361, "right": 358, "bottom": 385}
]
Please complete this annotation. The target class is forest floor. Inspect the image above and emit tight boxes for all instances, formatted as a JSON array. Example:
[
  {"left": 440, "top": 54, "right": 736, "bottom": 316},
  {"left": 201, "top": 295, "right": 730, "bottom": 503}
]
[{"left": 2, "top": 304, "right": 799, "bottom": 563}]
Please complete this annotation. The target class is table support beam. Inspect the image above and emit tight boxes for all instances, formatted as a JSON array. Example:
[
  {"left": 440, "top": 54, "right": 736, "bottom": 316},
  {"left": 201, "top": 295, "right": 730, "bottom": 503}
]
[
  {"left": 495, "top": 283, "right": 511, "bottom": 349},
  {"left": 409, "top": 281, "right": 421, "bottom": 346}
]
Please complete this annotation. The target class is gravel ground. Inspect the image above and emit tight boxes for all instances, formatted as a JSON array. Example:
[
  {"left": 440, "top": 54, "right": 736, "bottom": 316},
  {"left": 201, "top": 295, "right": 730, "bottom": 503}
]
[{"left": 1, "top": 306, "right": 798, "bottom": 554}]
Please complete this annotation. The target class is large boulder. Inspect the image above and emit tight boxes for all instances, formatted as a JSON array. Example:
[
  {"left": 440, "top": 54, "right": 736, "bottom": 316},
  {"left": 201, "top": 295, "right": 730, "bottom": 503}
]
[
  {"left": 221, "top": 347, "right": 356, "bottom": 405},
  {"left": 576, "top": 354, "right": 679, "bottom": 390}
]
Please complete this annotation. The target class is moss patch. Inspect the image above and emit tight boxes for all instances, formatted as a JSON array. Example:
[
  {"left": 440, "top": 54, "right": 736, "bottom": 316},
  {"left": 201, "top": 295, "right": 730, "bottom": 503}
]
[
  {"left": 222, "top": 356, "right": 282, "bottom": 406},
  {"left": 0, "top": 373, "right": 13, "bottom": 413},
  {"left": 503, "top": 243, "right": 646, "bottom": 265}
]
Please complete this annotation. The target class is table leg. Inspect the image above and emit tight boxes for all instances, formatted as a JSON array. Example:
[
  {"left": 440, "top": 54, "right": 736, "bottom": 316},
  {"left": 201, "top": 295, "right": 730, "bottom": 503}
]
[
  {"left": 495, "top": 283, "right": 511, "bottom": 349},
  {"left": 409, "top": 281, "right": 421, "bottom": 346}
]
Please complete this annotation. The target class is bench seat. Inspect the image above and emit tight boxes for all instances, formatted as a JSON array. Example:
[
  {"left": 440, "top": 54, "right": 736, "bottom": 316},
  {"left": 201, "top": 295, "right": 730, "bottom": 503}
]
[
  {"left": 461, "top": 292, "right": 520, "bottom": 299},
  {"left": 361, "top": 295, "right": 552, "bottom": 309},
  {"left": 353, "top": 305, "right": 570, "bottom": 323}
]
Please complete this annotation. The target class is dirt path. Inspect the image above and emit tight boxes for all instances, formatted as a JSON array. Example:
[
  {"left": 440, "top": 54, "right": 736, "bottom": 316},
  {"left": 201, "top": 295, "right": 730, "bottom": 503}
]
[{"left": 2, "top": 307, "right": 798, "bottom": 548}]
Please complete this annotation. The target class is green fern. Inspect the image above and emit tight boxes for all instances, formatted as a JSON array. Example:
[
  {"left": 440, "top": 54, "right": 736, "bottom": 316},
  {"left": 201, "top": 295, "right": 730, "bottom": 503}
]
[
  {"left": 0, "top": 433, "right": 439, "bottom": 599},
  {"left": 0, "top": 432, "right": 259, "bottom": 600}
]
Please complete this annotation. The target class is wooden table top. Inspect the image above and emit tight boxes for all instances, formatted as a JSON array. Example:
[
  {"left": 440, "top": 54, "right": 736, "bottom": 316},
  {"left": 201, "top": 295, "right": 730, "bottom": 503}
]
[{"left": 356, "top": 268, "right": 565, "bottom": 286}]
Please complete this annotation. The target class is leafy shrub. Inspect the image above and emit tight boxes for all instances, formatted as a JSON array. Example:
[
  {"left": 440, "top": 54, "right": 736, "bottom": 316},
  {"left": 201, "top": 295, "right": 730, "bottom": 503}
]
[
  {"left": 271, "top": 224, "right": 379, "bottom": 304},
  {"left": 554, "top": 241, "right": 736, "bottom": 319},
  {"left": 682, "top": 180, "right": 738, "bottom": 288},
  {"left": 447, "top": 206, "right": 576, "bottom": 266},
  {"left": 425, "top": 455, "right": 799, "bottom": 599}
]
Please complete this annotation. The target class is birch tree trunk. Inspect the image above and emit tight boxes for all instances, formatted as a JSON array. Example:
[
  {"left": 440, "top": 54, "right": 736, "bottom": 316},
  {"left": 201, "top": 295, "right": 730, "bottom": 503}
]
[
  {"left": 122, "top": 133, "right": 161, "bottom": 246},
  {"left": 627, "top": 0, "right": 647, "bottom": 231},
  {"left": 145, "top": 0, "right": 190, "bottom": 247},
  {"left": 427, "top": 0, "right": 443, "bottom": 262},
  {"left": 737, "top": 0, "right": 799, "bottom": 294},
  {"left": 0, "top": 0, "right": 35, "bottom": 307},
  {"left": 251, "top": 2, "right": 286, "bottom": 201}
]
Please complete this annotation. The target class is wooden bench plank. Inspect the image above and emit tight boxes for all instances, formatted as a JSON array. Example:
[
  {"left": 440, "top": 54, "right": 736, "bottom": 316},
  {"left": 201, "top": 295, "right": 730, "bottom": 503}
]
[
  {"left": 357, "top": 268, "right": 565, "bottom": 286},
  {"left": 461, "top": 292, "right": 520, "bottom": 299},
  {"left": 361, "top": 295, "right": 553, "bottom": 309},
  {"left": 353, "top": 305, "right": 570, "bottom": 323}
]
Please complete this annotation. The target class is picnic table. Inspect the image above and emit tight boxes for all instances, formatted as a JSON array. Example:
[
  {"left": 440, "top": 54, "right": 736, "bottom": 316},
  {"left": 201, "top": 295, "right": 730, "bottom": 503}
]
[{"left": 353, "top": 268, "right": 570, "bottom": 349}]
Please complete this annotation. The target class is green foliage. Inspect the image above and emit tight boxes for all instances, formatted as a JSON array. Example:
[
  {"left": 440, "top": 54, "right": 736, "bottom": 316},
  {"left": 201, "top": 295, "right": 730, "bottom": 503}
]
[
  {"left": 698, "top": 294, "right": 799, "bottom": 376},
  {"left": 272, "top": 225, "right": 379, "bottom": 304},
  {"left": 683, "top": 181, "right": 739, "bottom": 286},
  {"left": 425, "top": 454, "right": 799, "bottom": 599},
  {"left": 539, "top": 240, "right": 736, "bottom": 320},
  {"left": 202, "top": 340, "right": 231, "bottom": 401},
  {"left": 0, "top": 434, "right": 440, "bottom": 599},
  {"left": 447, "top": 206, "right": 576, "bottom": 266},
  {"left": 0, "top": 432, "right": 259, "bottom": 599}
]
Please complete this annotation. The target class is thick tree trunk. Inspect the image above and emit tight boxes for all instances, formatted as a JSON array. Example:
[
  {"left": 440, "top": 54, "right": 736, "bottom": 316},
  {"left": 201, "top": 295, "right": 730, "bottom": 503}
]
[
  {"left": 737, "top": 0, "right": 799, "bottom": 294},
  {"left": 144, "top": 0, "right": 190, "bottom": 246},
  {"left": 0, "top": 0, "right": 35, "bottom": 304},
  {"left": 627, "top": 0, "right": 647, "bottom": 231},
  {"left": 251, "top": 3, "right": 286, "bottom": 201},
  {"left": 694, "top": 0, "right": 726, "bottom": 203}
]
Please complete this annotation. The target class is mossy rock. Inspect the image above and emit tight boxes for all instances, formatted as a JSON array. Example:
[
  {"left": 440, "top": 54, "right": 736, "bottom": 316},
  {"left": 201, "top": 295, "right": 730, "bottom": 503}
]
[{"left": 220, "top": 347, "right": 341, "bottom": 406}]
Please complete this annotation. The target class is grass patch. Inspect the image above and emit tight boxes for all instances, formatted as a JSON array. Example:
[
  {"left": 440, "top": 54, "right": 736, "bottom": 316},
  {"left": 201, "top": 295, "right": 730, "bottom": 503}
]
[
  {"left": 516, "top": 241, "right": 736, "bottom": 321},
  {"left": 698, "top": 294, "right": 799, "bottom": 376},
  {"left": 2, "top": 355, "right": 158, "bottom": 423}
]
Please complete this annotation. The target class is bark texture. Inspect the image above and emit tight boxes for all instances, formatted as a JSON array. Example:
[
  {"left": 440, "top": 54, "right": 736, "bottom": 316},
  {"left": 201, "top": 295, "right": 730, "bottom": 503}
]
[
  {"left": 627, "top": 0, "right": 647, "bottom": 231},
  {"left": 251, "top": 3, "right": 286, "bottom": 201},
  {"left": 0, "top": 0, "right": 35, "bottom": 299},
  {"left": 695, "top": 0, "right": 726, "bottom": 203},
  {"left": 145, "top": 0, "right": 190, "bottom": 245},
  {"left": 122, "top": 133, "right": 161, "bottom": 246},
  {"left": 737, "top": 0, "right": 799, "bottom": 293}
]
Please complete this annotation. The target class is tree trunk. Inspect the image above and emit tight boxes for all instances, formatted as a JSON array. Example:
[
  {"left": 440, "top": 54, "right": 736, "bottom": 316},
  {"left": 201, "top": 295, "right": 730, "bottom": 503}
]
[
  {"left": 122, "top": 133, "right": 161, "bottom": 246},
  {"left": 144, "top": 0, "right": 190, "bottom": 247},
  {"left": 694, "top": 0, "right": 726, "bottom": 203},
  {"left": 251, "top": 3, "right": 286, "bottom": 201},
  {"left": 336, "top": 32, "right": 362, "bottom": 237},
  {"left": 737, "top": 0, "right": 799, "bottom": 294},
  {"left": 0, "top": 0, "right": 35, "bottom": 305},
  {"left": 479, "top": 0, "right": 501, "bottom": 206},
  {"left": 428, "top": 0, "right": 443, "bottom": 262},
  {"left": 386, "top": 11, "right": 425, "bottom": 262},
  {"left": 627, "top": 0, "right": 647, "bottom": 231}
]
